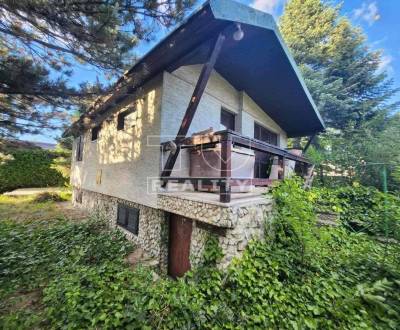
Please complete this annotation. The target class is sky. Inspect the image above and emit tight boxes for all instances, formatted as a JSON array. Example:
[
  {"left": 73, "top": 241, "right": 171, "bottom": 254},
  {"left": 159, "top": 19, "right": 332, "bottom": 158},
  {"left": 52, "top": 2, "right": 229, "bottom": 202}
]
[{"left": 20, "top": 0, "right": 400, "bottom": 144}]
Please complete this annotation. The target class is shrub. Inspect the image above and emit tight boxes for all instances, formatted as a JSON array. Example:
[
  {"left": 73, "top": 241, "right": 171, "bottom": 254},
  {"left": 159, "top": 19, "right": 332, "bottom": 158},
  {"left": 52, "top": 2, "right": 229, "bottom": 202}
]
[
  {"left": 313, "top": 184, "right": 400, "bottom": 240},
  {"left": 0, "top": 149, "right": 67, "bottom": 193},
  {"left": 32, "top": 192, "right": 64, "bottom": 203},
  {"left": 2, "top": 179, "right": 399, "bottom": 329}
]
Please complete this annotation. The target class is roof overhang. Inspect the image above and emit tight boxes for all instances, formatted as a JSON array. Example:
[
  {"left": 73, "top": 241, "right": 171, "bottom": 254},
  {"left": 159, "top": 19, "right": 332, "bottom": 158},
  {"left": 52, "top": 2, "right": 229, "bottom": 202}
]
[{"left": 65, "top": 0, "right": 325, "bottom": 138}]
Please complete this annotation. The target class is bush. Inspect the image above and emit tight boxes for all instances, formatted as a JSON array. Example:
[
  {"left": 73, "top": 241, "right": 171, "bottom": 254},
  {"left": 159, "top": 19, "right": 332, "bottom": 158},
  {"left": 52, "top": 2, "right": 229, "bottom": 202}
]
[
  {"left": 32, "top": 192, "right": 65, "bottom": 203},
  {"left": 2, "top": 179, "right": 399, "bottom": 329},
  {"left": 0, "top": 149, "right": 67, "bottom": 193},
  {"left": 313, "top": 184, "right": 400, "bottom": 240}
]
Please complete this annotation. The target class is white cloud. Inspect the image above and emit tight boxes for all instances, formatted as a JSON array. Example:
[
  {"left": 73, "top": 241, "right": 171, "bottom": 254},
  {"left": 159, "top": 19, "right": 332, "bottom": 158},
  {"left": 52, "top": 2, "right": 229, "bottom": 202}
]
[
  {"left": 377, "top": 54, "right": 394, "bottom": 75},
  {"left": 353, "top": 2, "right": 380, "bottom": 26},
  {"left": 251, "top": 0, "right": 285, "bottom": 16}
]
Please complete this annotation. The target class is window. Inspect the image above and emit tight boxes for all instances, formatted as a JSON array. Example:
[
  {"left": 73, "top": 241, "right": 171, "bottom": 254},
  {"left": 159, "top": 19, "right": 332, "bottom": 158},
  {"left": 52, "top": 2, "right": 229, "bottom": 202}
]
[
  {"left": 254, "top": 123, "right": 278, "bottom": 179},
  {"left": 117, "top": 204, "right": 139, "bottom": 235},
  {"left": 75, "top": 135, "right": 83, "bottom": 161},
  {"left": 117, "top": 108, "right": 136, "bottom": 131},
  {"left": 254, "top": 123, "right": 278, "bottom": 146},
  {"left": 220, "top": 108, "right": 236, "bottom": 131},
  {"left": 91, "top": 125, "right": 101, "bottom": 141}
]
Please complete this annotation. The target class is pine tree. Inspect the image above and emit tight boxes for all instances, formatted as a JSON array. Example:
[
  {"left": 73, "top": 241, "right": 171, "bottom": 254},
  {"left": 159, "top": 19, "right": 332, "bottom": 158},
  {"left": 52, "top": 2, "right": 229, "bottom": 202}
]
[
  {"left": 279, "top": 0, "right": 398, "bottom": 130},
  {"left": 280, "top": 0, "right": 399, "bottom": 189},
  {"left": 0, "top": 0, "right": 193, "bottom": 137}
]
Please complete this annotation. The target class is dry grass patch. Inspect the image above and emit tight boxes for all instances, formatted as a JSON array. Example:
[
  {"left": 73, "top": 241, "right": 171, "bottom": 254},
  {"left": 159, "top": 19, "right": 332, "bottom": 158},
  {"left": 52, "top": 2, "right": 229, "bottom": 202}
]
[{"left": 0, "top": 192, "right": 87, "bottom": 222}]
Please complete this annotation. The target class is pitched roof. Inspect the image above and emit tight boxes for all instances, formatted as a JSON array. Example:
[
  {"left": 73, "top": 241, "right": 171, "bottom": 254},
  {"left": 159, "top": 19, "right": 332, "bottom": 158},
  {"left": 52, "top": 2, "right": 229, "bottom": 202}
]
[{"left": 66, "top": 0, "right": 325, "bottom": 138}]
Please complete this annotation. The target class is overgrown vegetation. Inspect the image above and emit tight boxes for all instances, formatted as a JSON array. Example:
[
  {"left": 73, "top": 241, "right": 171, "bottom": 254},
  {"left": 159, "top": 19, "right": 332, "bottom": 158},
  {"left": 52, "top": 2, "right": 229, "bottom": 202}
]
[
  {"left": 0, "top": 192, "right": 79, "bottom": 223},
  {"left": 0, "top": 149, "right": 68, "bottom": 193},
  {"left": 0, "top": 217, "right": 133, "bottom": 328},
  {"left": 1, "top": 180, "right": 399, "bottom": 329},
  {"left": 313, "top": 184, "right": 400, "bottom": 240}
]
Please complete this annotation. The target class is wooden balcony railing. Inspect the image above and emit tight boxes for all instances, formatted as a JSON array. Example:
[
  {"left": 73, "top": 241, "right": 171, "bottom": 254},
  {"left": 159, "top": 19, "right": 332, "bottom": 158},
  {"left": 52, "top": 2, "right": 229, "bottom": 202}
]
[{"left": 160, "top": 130, "right": 313, "bottom": 203}]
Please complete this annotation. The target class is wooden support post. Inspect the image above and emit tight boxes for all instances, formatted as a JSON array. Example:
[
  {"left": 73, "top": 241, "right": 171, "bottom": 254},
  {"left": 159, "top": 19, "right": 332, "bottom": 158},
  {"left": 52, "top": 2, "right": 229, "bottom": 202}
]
[
  {"left": 303, "top": 134, "right": 316, "bottom": 153},
  {"left": 220, "top": 136, "right": 232, "bottom": 203},
  {"left": 161, "top": 33, "right": 226, "bottom": 185}
]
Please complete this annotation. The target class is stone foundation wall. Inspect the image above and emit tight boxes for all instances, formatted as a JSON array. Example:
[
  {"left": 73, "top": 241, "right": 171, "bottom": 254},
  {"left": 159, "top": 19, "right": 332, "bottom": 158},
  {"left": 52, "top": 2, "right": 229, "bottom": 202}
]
[
  {"left": 187, "top": 201, "right": 274, "bottom": 268},
  {"left": 73, "top": 188, "right": 167, "bottom": 264},
  {"left": 218, "top": 202, "right": 273, "bottom": 268},
  {"left": 158, "top": 194, "right": 273, "bottom": 228},
  {"left": 72, "top": 188, "right": 275, "bottom": 273}
]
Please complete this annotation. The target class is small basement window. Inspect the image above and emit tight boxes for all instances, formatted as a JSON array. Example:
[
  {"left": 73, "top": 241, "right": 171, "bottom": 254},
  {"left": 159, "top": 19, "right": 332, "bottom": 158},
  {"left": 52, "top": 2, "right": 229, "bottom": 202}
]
[
  {"left": 117, "top": 203, "right": 139, "bottom": 235},
  {"left": 117, "top": 108, "right": 136, "bottom": 131},
  {"left": 91, "top": 125, "right": 101, "bottom": 141}
]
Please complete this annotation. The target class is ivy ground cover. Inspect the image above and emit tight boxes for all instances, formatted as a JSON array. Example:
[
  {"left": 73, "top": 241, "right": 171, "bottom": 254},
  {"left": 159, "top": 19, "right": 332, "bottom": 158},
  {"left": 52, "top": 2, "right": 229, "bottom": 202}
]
[{"left": 1, "top": 184, "right": 399, "bottom": 329}]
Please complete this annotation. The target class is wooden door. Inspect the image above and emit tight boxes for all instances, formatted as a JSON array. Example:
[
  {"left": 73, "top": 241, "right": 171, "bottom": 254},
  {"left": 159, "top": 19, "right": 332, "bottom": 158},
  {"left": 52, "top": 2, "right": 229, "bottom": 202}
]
[{"left": 168, "top": 214, "right": 192, "bottom": 278}]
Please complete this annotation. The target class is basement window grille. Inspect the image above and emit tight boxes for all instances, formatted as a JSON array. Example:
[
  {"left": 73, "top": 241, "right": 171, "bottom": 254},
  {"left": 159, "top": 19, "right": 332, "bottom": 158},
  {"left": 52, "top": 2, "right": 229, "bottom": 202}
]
[{"left": 117, "top": 203, "right": 139, "bottom": 235}]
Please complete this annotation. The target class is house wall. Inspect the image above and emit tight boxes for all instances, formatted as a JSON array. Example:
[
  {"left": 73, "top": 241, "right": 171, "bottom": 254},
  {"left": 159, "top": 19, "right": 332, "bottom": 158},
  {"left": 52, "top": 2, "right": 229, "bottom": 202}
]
[
  {"left": 71, "top": 64, "right": 288, "bottom": 206},
  {"left": 158, "top": 193, "right": 275, "bottom": 269},
  {"left": 73, "top": 188, "right": 167, "bottom": 263},
  {"left": 160, "top": 65, "right": 287, "bottom": 176},
  {"left": 161, "top": 65, "right": 286, "bottom": 143},
  {"left": 70, "top": 74, "right": 163, "bottom": 208}
]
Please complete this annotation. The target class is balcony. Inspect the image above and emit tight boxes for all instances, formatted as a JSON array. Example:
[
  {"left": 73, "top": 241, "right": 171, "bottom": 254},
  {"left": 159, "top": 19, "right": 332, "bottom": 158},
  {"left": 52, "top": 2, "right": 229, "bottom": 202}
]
[{"left": 160, "top": 129, "right": 313, "bottom": 203}]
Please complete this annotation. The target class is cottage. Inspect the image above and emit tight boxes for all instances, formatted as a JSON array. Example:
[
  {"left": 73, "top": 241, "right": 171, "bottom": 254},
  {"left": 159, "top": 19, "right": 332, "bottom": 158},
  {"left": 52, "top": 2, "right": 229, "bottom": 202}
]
[{"left": 65, "top": 0, "right": 325, "bottom": 277}]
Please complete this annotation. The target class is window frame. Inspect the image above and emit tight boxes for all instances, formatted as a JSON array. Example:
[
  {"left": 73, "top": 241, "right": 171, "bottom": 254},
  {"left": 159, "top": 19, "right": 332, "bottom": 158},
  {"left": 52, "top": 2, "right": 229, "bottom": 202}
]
[
  {"left": 75, "top": 135, "right": 83, "bottom": 161},
  {"left": 220, "top": 108, "right": 236, "bottom": 131},
  {"left": 91, "top": 125, "right": 101, "bottom": 141},
  {"left": 254, "top": 122, "right": 278, "bottom": 146},
  {"left": 117, "top": 203, "right": 140, "bottom": 235},
  {"left": 117, "top": 108, "right": 136, "bottom": 131}
]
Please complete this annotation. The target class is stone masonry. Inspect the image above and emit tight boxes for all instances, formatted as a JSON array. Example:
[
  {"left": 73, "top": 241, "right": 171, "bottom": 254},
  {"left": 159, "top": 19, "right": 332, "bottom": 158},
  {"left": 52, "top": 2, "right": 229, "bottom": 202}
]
[
  {"left": 158, "top": 192, "right": 274, "bottom": 268},
  {"left": 73, "top": 188, "right": 167, "bottom": 263},
  {"left": 73, "top": 187, "right": 274, "bottom": 272}
]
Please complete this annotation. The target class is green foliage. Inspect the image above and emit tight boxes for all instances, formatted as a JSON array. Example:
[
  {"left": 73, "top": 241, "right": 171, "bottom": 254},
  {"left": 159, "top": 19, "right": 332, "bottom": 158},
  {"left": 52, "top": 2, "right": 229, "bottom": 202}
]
[
  {"left": 313, "top": 184, "right": 400, "bottom": 240},
  {"left": 221, "top": 179, "right": 400, "bottom": 329},
  {"left": 44, "top": 263, "right": 154, "bottom": 329},
  {"left": 1, "top": 179, "right": 399, "bottom": 329},
  {"left": 0, "top": 218, "right": 133, "bottom": 328},
  {"left": 0, "top": 149, "right": 67, "bottom": 193},
  {"left": 202, "top": 233, "right": 224, "bottom": 267},
  {"left": 307, "top": 115, "right": 400, "bottom": 191},
  {"left": 32, "top": 192, "right": 64, "bottom": 203},
  {"left": 0, "top": 0, "right": 194, "bottom": 137},
  {"left": 280, "top": 0, "right": 397, "bottom": 130},
  {"left": 280, "top": 0, "right": 399, "bottom": 191},
  {"left": 0, "top": 218, "right": 132, "bottom": 294}
]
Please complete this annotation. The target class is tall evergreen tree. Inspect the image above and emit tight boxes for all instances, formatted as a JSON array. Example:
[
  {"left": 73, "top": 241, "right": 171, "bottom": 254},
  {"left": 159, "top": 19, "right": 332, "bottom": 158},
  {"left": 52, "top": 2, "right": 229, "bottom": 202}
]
[
  {"left": 0, "top": 0, "right": 193, "bottom": 137},
  {"left": 280, "top": 0, "right": 399, "bottom": 189},
  {"left": 280, "top": 0, "right": 398, "bottom": 130}
]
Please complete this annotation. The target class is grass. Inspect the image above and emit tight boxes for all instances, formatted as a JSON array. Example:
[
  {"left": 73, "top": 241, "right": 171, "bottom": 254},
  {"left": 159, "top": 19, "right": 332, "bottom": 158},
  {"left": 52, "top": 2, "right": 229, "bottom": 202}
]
[{"left": 0, "top": 191, "right": 87, "bottom": 222}]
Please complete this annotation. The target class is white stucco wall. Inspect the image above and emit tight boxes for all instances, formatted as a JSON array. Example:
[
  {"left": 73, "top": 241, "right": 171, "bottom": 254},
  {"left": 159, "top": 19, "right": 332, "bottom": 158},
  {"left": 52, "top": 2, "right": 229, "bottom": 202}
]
[
  {"left": 241, "top": 92, "right": 287, "bottom": 148},
  {"left": 161, "top": 65, "right": 287, "bottom": 145},
  {"left": 70, "top": 74, "right": 163, "bottom": 208},
  {"left": 160, "top": 65, "right": 287, "bottom": 175},
  {"left": 71, "top": 64, "right": 288, "bottom": 205}
]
